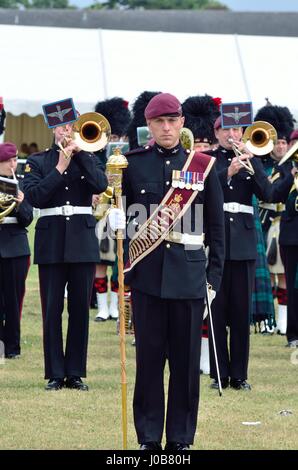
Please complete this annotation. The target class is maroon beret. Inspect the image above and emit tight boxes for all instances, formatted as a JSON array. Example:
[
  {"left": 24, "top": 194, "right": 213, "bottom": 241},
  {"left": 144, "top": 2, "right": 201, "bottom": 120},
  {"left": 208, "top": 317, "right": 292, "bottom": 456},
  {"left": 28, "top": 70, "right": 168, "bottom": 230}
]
[
  {"left": 214, "top": 116, "right": 222, "bottom": 130},
  {"left": 290, "top": 129, "right": 298, "bottom": 142},
  {"left": 144, "top": 93, "right": 182, "bottom": 119},
  {"left": 0, "top": 142, "right": 18, "bottom": 162}
]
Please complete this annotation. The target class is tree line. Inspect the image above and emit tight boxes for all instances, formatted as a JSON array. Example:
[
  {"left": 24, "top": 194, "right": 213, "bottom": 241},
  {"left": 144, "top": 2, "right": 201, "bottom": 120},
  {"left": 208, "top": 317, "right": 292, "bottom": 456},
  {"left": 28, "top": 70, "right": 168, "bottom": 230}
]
[{"left": 0, "top": 0, "right": 228, "bottom": 10}]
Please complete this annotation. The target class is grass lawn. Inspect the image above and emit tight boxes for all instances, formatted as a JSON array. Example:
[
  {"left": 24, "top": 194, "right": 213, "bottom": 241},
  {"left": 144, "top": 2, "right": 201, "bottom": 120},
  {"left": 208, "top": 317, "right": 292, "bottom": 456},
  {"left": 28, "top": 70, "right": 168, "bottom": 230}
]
[{"left": 0, "top": 224, "right": 297, "bottom": 450}]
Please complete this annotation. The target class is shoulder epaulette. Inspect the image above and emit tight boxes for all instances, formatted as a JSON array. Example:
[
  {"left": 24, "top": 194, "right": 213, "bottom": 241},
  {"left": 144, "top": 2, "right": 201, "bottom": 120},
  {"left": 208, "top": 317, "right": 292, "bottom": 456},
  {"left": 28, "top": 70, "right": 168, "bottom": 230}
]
[
  {"left": 27, "top": 149, "right": 49, "bottom": 160},
  {"left": 125, "top": 145, "right": 153, "bottom": 157}
]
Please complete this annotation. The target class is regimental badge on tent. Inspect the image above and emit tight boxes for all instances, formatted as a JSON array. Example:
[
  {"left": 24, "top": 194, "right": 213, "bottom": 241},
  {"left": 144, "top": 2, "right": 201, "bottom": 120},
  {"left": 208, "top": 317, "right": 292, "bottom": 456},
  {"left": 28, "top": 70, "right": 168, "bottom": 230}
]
[
  {"left": 42, "top": 98, "right": 77, "bottom": 128},
  {"left": 220, "top": 102, "right": 253, "bottom": 128}
]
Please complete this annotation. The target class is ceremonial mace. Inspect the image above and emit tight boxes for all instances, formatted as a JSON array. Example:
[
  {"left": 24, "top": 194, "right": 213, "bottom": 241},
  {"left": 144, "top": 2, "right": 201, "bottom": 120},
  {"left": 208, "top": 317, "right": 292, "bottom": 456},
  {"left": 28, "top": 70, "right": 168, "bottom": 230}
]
[{"left": 106, "top": 148, "right": 129, "bottom": 449}]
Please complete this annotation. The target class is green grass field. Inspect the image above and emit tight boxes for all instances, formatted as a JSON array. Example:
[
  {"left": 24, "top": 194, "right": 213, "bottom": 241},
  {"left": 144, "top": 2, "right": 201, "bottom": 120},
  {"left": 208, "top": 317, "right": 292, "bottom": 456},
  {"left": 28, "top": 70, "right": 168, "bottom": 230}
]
[{"left": 0, "top": 224, "right": 297, "bottom": 450}]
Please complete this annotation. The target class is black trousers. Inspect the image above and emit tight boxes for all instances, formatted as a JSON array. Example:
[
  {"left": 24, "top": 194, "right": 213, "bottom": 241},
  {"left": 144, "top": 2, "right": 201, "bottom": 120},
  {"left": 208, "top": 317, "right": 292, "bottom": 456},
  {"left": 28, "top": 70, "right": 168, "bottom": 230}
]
[
  {"left": 0, "top": 256, "right": 29, "bottom": 356},
  {"left": 131, "top": 289, "right": 204, "bottom": 445},
  {"left": 209, "top": 260, "right": 255, "bottom": 381},
  {"left": 38, "top": 263, "right": 95, "bottom": 379},
  {"left": 280, "top": 245, "right": 298, "bottom": 342}
]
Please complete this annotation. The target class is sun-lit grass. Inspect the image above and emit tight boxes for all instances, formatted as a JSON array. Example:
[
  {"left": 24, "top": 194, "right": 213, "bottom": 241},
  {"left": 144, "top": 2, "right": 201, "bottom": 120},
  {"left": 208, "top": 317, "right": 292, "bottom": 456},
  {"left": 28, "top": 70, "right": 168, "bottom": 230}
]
[{"left": 0, "top": 223, "right": 297, "bottom": 449}]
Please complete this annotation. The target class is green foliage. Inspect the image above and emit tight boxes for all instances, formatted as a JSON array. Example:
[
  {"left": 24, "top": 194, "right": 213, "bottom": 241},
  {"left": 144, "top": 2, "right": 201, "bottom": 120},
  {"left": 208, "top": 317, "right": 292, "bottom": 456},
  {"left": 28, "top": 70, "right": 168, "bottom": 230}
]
[
  {"left": 95, "top": 0, "right": 228, "bottom": 10},
  {"left": 0, "top": 0, "right": 71, "bottom": 7},
  {"left": 0, "top": 0, "right": 228, "bottom": 9}
]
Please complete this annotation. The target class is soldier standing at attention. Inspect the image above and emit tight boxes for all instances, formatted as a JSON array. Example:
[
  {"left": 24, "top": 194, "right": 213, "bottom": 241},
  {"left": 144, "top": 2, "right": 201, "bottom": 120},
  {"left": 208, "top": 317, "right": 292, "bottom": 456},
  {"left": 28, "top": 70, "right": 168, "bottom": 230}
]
[{"left": 109, "top": 92, "right": 225, "bottom": 450}]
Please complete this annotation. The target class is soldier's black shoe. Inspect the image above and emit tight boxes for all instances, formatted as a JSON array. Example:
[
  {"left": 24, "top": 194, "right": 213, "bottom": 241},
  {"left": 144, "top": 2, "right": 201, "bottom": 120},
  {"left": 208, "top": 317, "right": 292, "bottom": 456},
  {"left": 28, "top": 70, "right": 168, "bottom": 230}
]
[
  {"left": 230, "top": 379, "right": 251, "bottom": 391},
  {"left": 210, "top": 378, "right": 229, "bottom": 389},
  {"left": 65, "top": 376, "right": 89, "bottom": 391},
  {"left": 5, "top": 353, "right": 20, "bottom": 359},
  {"left": 139, "top": 442, "right": 162, "bottom": 450},
  {"left": 164, "top": 442, "right": 190, "bottom": 451},
  {"left": 45, "top": 378, "right": 64, "bottom": 391},
  {"left": 285, "top": 340, "right": 298, "bottom": 348}
]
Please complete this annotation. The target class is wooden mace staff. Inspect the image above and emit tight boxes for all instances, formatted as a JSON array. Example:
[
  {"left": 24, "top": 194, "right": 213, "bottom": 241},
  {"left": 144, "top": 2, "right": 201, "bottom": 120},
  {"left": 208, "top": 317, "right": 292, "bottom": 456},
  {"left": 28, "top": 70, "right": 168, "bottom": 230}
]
[{"left": 106, "top": 147, "right": 129, "bottom": 450}]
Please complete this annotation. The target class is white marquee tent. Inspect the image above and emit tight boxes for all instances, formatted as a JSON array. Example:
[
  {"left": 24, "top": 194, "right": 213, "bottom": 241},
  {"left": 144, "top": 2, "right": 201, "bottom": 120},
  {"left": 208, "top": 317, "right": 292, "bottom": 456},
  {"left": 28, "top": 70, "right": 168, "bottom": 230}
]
[{"left": 1, "top": 24, "right": 297, "bottom": 149}]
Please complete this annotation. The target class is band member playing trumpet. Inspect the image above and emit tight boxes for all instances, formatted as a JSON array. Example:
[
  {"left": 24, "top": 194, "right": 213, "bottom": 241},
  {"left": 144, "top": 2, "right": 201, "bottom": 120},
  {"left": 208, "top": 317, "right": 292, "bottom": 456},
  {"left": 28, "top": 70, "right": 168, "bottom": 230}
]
[
  {"left": 254, "top": 104, "right": 296, "bottom": 335},
  {"left": 208, "top": 116, "right": 295, "bottom": 391},
  {"left": 0, "top": 142, "right": 33, "bottom": 359},
  {"left": 23, "top": 108, "right": 108, "bottom": 391}
]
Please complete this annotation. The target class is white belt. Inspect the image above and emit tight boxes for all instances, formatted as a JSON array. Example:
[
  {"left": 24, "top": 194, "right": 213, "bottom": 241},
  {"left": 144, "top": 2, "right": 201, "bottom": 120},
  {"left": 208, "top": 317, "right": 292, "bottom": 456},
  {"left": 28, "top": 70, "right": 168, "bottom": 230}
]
[
  {"left": 0, "top": 217, "right": 18, "bottom": 224},
  {"left": 39, "top": 205, "right": 93, "bottom": 217},
  {"left": 165, "top": 231, "right": 204, "bottom": 246},
  {"left": 223, "top": 202, "right": 253, "bottom": 214}
]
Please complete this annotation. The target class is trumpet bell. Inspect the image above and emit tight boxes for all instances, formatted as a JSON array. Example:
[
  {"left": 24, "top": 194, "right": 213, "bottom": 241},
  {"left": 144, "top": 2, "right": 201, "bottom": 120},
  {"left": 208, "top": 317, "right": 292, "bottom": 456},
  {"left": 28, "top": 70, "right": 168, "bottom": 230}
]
[
  {"left": 0, "top": 193, "right": 16, "bottom": 220},
  {"left": 243, "top": 121, "right": 277, "bottom": 156},
  {"left": 72, "top": 112, "right": 111, "bottom": 152}
]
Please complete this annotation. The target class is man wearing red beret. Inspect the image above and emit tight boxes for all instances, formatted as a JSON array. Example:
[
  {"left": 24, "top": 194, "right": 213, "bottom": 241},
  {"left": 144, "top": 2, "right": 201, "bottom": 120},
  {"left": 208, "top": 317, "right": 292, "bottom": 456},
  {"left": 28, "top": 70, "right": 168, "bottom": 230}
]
[
  {"left": 0, "top": 142, "right": 33, "bottom": 359},
  {"left": 109, "top": 92, "right": 225, "bottom": 450}
]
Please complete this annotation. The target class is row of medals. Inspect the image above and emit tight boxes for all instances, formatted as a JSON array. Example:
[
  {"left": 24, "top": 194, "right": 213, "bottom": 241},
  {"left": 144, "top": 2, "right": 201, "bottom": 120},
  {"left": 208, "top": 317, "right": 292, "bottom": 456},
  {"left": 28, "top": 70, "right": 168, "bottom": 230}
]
[{"left": 171, "top": 170, "right": 204, "bottom": 191}]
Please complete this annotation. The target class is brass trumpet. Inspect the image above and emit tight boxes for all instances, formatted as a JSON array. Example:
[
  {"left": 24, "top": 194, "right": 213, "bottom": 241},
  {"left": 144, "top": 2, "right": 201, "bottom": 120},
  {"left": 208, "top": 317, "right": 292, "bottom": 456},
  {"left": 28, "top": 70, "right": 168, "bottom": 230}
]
[
  {"left": 278, "top": 140, "right": 298, "bottom": 191},
  {"left": 243, "top": 121, "right": 277, "bottom": 156},
  {"left": 228, "top": 121, "right": 278, "bottom": 176},
  {"left": 278, "top": 140, "right": 298, "bottom": 166},
  {"left": 72, "top": 112, "right": 111, "bottom": 152},
  {"left": 227, "top": 137, "right": 255, "bottom": 175},
  {"left": 58, "top": 112, "right": 112, "bottom": 158}
]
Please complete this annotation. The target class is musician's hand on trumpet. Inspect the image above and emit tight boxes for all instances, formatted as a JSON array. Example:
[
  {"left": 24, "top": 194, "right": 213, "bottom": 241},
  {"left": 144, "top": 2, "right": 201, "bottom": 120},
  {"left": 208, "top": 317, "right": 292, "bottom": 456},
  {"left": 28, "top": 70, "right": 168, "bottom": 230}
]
[
  {"left": 54, "top": 124, "right": 80, "bottom": 174},
  {"left": 227, "top": 140, "right": 254, "bottom": 178}
]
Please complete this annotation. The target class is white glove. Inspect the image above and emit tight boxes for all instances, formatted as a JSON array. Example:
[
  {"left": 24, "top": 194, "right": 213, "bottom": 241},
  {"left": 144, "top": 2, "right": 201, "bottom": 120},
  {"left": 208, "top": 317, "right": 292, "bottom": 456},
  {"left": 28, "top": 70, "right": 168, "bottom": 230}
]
[
  {"left": 108, "top": 208, "right": 126, "bottom": 231},
  {"left": 203, "top": 289, "right": 216, "bottom": 320}
]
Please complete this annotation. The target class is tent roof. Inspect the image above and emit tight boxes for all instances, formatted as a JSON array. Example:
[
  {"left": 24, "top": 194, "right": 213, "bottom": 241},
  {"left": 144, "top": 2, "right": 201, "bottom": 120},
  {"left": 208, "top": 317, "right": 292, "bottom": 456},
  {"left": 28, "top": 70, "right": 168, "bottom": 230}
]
[
  {"left": 1, "top": 9, "right": 298, "bottom": 37},
  {"left": 1, "top": 24, "right": 298, "bottom": 121}
]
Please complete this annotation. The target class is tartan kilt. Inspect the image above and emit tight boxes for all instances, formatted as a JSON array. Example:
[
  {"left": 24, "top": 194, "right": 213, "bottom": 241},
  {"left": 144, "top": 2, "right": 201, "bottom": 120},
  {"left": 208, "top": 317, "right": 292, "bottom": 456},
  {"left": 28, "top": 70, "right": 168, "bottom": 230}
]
[{"left": 252, "top": 201, "right": 276, "bottom": 328}]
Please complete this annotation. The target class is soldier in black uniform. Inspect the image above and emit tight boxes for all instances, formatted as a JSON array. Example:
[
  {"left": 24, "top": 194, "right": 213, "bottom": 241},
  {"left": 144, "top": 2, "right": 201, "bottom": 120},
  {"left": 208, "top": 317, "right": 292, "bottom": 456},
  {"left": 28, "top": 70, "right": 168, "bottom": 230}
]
[
  {"left": 208, "top": 117, "right": 295, "bottom": 391},
  {"left": 111, "top": 92, "right": 225, "bottom": 450},
  {"left": 23, "top": 121, "right": 108, "bottom": 391},
  {"left": 254, "top": 104, "right": 295, "bottom": 335},
  {"left": 279, "top": 132, "right": 298, "bottom": 348},
  {"left": 0, "top": 142, "right": 33, "bottom": 358}
]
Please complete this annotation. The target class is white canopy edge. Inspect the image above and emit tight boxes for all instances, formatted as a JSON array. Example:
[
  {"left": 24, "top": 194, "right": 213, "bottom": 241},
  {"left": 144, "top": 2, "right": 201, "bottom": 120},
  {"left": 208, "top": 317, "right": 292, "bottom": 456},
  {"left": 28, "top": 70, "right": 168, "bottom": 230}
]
[{"left": 1, "top": 24, "right": 297, "bottom": 122}]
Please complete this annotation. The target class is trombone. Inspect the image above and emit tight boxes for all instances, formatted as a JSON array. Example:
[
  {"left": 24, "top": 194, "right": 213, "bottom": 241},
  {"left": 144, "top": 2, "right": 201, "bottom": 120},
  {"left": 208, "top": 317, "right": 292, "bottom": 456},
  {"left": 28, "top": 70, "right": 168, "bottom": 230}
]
[
  {"left": 228, "top": 120, "right": 277, "bottom": 176},
  {"left": 278, "top": 140, "right": 298, "bottom": 191},
  {"left": 58, "top": 112, "right": 111, "bottom": 158}
]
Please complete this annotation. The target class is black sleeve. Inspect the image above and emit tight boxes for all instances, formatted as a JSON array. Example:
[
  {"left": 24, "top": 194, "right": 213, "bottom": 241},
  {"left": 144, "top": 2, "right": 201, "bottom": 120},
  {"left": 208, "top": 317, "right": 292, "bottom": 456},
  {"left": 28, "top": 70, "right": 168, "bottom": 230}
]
[
  {"left": 204, "top": 166, "right": 225, "bottom": 292},
  {"left": 250, "top": 157, "right": 275, "bottom": 201},
  {"left": 285, "top": 189, "right": 298, "bottom": 217},
  {"left": 71, "top": 151, "right": 108, "bottom": 194},
  {"left": 15, "top": 180, "right": 33, "bottom": 227},
  {"left": 23, "top": 156, "right": 65, "bottom": 208}
]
